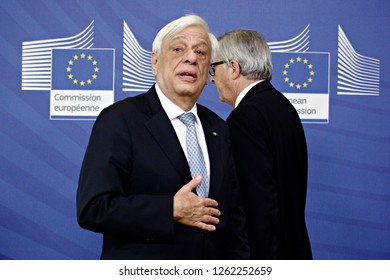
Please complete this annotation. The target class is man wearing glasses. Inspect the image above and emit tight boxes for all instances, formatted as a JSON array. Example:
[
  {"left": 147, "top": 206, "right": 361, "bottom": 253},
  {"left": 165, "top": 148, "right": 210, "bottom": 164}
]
[{"left": 210, "top": 29, "right": 312, "bottom": 260}]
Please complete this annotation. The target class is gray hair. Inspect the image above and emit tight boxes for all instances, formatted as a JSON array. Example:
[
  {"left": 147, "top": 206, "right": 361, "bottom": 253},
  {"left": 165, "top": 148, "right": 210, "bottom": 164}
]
[
  {"left": 152, "top": 14, "right": 218, "bottom": 60},
  {"left": 218, "top": 29, "right": 273, "bottom": 80}
]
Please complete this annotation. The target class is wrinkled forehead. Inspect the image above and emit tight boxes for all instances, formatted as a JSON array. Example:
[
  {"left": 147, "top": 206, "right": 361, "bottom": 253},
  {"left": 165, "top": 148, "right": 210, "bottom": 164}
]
[{"left": 166, "top": 26, "right": 211, "bottom": 47}]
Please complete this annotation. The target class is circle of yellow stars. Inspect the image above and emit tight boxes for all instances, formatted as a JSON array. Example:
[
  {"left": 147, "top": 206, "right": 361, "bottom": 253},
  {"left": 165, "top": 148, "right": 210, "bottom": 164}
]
[
  {"left": 66, "top": 53, "right": 99, "bottom": 86},
  {"left": 283, "top": 56, "right": 315, "bottom": 89}
]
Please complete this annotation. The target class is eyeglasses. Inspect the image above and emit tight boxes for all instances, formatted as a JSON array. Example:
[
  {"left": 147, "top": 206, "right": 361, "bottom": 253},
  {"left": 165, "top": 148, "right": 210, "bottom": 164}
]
[{"left": 209, "top": 61, "right": 225, "bottom": 76}]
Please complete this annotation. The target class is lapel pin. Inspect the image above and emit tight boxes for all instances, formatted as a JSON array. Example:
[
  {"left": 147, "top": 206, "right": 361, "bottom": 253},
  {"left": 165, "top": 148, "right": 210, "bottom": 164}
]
[{"left": 213, "top": 132, "right": 217, "bottom": 136}]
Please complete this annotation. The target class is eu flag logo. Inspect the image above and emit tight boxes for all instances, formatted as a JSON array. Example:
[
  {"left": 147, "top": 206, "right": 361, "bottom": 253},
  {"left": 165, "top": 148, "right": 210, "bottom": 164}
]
[
  {"left": 271, "top": 52, "right": 330, "bottom": 123},
  {"left": 271, "top": 52, "right": 329, "bottom": 94},
  {"left": 51, "top": 49, "right": 114, "bottom": 91},
  {"left": 50, "top": 48, "right": 115, "bottom": 120}
]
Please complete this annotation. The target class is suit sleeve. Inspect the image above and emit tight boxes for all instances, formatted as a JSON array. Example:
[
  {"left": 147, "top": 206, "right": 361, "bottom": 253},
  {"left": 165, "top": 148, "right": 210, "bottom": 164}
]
[
  {"left": 227, "top": 107, "right": 279, "bottom": 259},
  {"left": 226, "top": 147, "right": 251, "bottom": 259},
  {"left": 76, "top": 107, "right": 174, "bottom": 239}
]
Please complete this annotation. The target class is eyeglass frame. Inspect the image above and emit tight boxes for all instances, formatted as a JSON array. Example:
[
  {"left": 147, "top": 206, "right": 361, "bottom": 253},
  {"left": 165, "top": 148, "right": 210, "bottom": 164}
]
[{"left": 209, "top": 61, "right": 226, "bottom": 76}]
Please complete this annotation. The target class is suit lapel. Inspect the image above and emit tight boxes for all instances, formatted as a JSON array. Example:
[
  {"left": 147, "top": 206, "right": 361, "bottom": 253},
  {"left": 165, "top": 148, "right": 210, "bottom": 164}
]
[
  {"left": 143, "top": 86, "right": 191, "bottom": 182},
  {"left": 142, "top": 87, "right": 225, "bottom": 196},
  {"left": 198, "top": 107, "right": 224, "bottom": 198}
]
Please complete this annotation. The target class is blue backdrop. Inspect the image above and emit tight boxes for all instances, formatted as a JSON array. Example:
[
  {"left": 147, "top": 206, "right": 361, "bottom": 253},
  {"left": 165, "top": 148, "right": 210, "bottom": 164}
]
[{"left": 1, "top": 0, "right": 389, "bottom": 259}]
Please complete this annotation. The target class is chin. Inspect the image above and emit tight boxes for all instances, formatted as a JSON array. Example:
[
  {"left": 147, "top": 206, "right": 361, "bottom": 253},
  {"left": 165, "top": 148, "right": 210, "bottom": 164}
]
[{"left": 179, "top": 84, "right": 203, "bottom": 95}]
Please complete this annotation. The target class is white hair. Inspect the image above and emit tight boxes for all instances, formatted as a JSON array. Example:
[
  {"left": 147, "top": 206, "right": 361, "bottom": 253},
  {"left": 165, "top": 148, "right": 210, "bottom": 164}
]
[
  {"left": 218, "top": 29, "right": 273, "bottom": 80},
  {"left": 152, "top": 14, "right": 218, "bottom": 60}
]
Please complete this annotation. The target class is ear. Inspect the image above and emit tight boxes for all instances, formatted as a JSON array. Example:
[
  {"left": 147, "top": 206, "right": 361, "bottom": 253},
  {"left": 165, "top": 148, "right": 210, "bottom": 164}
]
[
  {"left": 230, "top": 59, "right": 241, "bottom": 79},
  {"left": 151, "top": 52, "right": 158, "bottom": 76}
]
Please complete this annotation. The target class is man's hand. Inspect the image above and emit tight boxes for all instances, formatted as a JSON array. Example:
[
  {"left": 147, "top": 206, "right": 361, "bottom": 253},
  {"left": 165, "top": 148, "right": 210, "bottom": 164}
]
[{"left": 173, "top": 176, "right": 221, "bottom": 231}]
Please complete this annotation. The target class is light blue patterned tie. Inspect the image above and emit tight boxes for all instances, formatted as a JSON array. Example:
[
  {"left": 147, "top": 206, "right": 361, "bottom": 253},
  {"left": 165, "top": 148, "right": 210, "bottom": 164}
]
[{"left": 178, "top": 112, "right": 209, "bottom": 198}]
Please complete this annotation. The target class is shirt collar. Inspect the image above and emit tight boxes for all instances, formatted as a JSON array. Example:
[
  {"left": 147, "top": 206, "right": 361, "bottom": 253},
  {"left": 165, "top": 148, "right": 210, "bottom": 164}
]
[
  {"left": 235, "top": 80, "right": 263, "bottom": 108},
  {"left": 155, "top": 83, "right": 199, "bottom": 122}
]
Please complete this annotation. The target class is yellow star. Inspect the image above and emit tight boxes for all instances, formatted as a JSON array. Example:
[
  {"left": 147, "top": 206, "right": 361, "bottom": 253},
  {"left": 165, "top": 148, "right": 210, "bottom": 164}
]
[
  {"left": 303, "top": 82, "right": 308, "bottom": 87},
  {"left": 283, "top": 70, "right": 288, "bottom": 75},
  {"left": 289, "top": 82, "right": 294, "bottom": 87},
  {"left": 308, "top": 77, "right": 313, "bottom": 83},
  {"left": 303, "top": 59, "right": 308, "bottom": 64},
  {"left": 80, "top": 81, "right": 85, "bottom": 86},
  {"left": 88, "top": 55, "right": 93, "bottom": 60},
  {"left": 92, "top": 74, "right": 97, "bottom": 79},
  {"left": 284, "top": 77, "right": 289, "bottom": 82},
  {"left": 310, "top": 70, "right": 315, "bottom": 76},
  {"left": 66, "top": 67, "right": 72, "bottom": 72},
  {"left": 80, "top": 53, "right": 86, "bottom": 59},
  {"left": 296, "top": 84, "right": 301, "bottom": 89},
  {"left": 73, "top": 55, "right": 79, "bottom": 60},
  {"left": 92, "top": 60, "right": 98, "bottom": 65},
  {"left": 94, "top": 67, "right": 100, "bottom": 73},
  {"left": 284, "top": 63, "right": 290, "bottom": 68},
  {"left": 68, "top": 74, "right": 73, "bottom": 79},
  {"left": 296, "top": 57, "right": 302, "bottom": 62},
  {"left": 73, "top": 79, "right": 78, "bottom": 84},
  {"left": 289, "top": 58, "right": 295, "bottom": 63},
  {"left": 87, "top": 79, "right": 92, "bottom": 84},
  {"left": 68, "top": 60, "right": 74, "bottom": 65},
  {"left": 308, "top": 64, "right": 313, "bottom": 69}
]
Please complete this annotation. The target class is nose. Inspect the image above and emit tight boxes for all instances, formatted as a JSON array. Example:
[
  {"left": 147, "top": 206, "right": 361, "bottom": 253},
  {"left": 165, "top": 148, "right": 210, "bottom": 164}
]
[{"left": 184, "top": 50, "right": 197, "bottom": 64}]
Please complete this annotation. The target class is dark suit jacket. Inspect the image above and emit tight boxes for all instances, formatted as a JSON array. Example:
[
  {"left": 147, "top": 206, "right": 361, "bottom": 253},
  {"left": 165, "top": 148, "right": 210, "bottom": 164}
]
[
  {"left": 77, "top": 85, "right": 249, "bottom": 260},
  {"left": 227, "top": 80, "right": 312, "bottom": 259}
]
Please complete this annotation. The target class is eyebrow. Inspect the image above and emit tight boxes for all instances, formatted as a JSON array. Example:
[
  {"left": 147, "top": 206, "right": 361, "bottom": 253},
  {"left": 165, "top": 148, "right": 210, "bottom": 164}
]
[{"left": 169, "top": 35, "right": 210, "bottom": 48}]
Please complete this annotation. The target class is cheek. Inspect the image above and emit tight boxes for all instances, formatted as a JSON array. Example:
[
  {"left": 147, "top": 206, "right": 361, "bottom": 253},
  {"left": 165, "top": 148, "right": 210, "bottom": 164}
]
[
  {"left": 215, "top": 77, "right": 226, "bottom": 89},
  {"left": 159, "top": 55, "right": 176, "bottom": 70},
  {"left": 215, "top": 82, "right": 225, "bottom": 94},
  {"left": 218, "top": 81, "right": 231, "bottom": 97}
]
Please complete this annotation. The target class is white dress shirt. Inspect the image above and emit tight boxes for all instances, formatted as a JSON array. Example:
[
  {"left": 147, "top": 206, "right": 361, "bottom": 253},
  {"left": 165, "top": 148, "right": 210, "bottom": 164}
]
[
  {"left": 155, "top": 84, "right": 210, "bottom": 185},
  {"left": 235, "top": 80, "right": 264, "bottom": 108}
]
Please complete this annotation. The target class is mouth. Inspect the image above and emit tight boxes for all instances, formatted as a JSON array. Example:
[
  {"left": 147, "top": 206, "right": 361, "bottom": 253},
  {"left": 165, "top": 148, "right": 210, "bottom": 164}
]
[{"left": 178, "top": 71, "right": 197, "bottom": 81}]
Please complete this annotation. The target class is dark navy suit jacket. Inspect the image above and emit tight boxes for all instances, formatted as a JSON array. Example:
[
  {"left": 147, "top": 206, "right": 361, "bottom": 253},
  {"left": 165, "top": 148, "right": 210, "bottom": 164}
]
[
  {"left": 227, "top": 80, "right": 312, "bottom": 259},
  {"left": 77, "top": 85, "right": 249, "bottom": 259}
]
